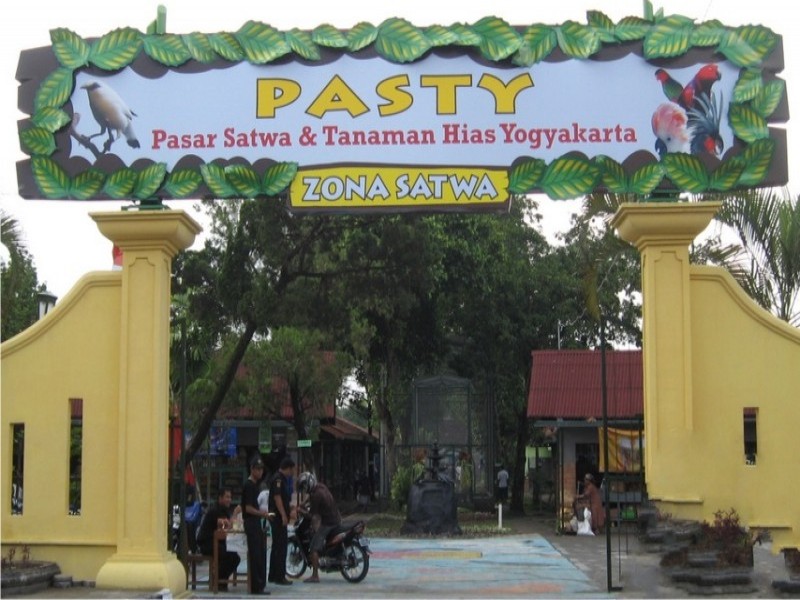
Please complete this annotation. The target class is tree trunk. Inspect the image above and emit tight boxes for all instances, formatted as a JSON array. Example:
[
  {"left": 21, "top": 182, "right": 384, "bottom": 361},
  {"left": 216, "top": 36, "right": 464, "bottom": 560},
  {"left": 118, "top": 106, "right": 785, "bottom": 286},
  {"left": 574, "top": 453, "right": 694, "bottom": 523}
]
[
  {"left": 181, "top": 320, "right": 257, "bottom": 465},
  {"left": 510, "top": 405, "right": 528, "bottom": 514}
]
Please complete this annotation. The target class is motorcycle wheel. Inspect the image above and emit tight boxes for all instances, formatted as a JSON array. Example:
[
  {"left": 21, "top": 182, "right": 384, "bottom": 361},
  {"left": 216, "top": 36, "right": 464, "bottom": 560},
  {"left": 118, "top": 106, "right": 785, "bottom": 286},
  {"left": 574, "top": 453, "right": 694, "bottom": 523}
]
[
  {"left": 340, "top": 543, "right": 369, "bottom": 583},
  {"left": 286, "top": 539, "right": 308, "bottom": 579}
]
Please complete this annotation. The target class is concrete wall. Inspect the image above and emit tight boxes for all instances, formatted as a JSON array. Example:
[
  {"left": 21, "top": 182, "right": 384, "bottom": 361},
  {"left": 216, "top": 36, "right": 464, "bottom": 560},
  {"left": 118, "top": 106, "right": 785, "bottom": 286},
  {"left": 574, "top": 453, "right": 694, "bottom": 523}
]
[
  {"left": 1, "top": 273, "right": 121, "bottom": 579},
  {"left": 1, "top": 210, "right": 200, "bottom": 594},
  {"left": 613, "top": 203, "right": 800, "bottom": 552}
]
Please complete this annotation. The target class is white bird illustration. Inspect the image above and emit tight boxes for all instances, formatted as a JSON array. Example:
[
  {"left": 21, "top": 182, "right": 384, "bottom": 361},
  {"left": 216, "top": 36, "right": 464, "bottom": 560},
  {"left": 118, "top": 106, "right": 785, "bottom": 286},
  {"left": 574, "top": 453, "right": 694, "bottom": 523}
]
[
  {"left": 651, "top": 102, "right": 690, "bottom": 157},
  {"left": 81, "top": 80, "right": 140, "bottom": 151}
]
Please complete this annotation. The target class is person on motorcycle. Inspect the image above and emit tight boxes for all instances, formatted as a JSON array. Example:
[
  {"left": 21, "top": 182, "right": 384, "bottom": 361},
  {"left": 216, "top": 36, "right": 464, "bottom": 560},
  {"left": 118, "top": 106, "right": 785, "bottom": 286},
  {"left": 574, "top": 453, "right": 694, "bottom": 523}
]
[{"left": 296, "top": 471, "right": 341, "bottom": 583}]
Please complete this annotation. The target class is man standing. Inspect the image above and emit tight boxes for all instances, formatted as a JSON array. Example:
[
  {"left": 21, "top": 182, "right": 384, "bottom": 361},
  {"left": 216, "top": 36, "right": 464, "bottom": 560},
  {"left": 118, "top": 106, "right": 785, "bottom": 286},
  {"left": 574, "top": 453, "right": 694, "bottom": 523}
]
[
  {"left": 243, "top": 457, "right": 270, "bottom": 595},
  {"left": 496, "top": 465, "right": 510, "bottom": 505},
  {"left": 267, "top": 456, "right": 295, "bottom": 586},
  {"left": 195, "top": 488, "right": 241, "bottom": 592},
  {"left": 297, "top": 471, "right": 341, "bottom": 583}
]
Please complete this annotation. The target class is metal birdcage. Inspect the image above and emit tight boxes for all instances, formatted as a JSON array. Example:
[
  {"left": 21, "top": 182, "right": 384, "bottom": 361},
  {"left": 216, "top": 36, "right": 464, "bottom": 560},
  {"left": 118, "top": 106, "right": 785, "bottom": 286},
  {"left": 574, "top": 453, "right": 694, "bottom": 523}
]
[{"left": 403, "top": 375, "right": 493, "bottom": 499}]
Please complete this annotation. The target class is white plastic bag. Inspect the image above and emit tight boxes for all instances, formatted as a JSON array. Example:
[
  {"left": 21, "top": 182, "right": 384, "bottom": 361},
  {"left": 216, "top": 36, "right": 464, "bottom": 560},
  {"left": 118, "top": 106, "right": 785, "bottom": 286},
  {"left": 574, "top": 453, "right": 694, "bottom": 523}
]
[
  {"left": 257, "top": 489, "right": 269, "bottom": 512},
  {"left": 576, "top": 508, "right": 594, "bottom": 535}
]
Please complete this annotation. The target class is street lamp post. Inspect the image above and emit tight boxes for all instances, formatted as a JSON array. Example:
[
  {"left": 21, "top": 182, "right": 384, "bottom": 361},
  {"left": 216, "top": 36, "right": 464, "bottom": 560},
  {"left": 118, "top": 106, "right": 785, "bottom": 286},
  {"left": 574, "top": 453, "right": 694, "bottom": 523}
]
[{"left": 37, "top": 289, "right": 57, "bottom": 320}]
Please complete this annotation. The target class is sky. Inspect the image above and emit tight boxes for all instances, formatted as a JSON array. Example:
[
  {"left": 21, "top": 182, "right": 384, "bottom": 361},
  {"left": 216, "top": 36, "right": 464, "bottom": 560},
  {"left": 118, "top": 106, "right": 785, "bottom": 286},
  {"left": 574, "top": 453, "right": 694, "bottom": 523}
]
[{"left": 1, "top": 0, "right": 797, "bottom": 299}]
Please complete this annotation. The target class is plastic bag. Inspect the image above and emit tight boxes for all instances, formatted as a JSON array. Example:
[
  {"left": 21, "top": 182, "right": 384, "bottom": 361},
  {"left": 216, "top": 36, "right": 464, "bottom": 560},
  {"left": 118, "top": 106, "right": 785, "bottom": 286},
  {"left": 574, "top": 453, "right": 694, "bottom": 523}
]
[{"left": 576, "top": 508, "right": 594, "bottom": 535}]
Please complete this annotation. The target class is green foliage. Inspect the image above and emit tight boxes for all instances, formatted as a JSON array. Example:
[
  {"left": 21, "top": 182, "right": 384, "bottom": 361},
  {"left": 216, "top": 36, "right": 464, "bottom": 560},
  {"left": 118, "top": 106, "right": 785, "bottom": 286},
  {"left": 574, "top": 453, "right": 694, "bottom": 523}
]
[
  {"left": 459, "top": 459, "right": 474, "bottom": 495},
  {"left": 171, "top": 190, "right": 646, "bottom": 504},
  {"left": 37, "top": 15, "right": 780, "bottom": 70},
  {"left": 1, "top": 255, "right": 40, "bottom": 341},
  {"left": 242, "top": 327, "right": 352, "bottom": 430},
  {"left": 1, "top": 213, "right": 41, "bottom": 341},
  {"left": 709, "top": 188, "right": 800, "bottom": 326},
  {"left": 390, "top": 464, "right": 412, "bottom": 510}
]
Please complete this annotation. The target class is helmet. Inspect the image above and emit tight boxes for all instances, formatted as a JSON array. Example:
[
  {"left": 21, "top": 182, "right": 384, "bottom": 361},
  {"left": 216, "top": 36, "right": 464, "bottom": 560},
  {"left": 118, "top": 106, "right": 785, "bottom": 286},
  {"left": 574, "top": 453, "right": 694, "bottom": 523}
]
[{"left": 297, "top": 471, "right": 317, "bottom": 494}]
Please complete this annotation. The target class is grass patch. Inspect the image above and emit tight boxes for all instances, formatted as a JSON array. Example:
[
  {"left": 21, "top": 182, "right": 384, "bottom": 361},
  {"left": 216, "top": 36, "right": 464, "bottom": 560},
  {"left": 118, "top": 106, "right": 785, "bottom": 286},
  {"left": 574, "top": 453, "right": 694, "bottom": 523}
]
[{"left": 361, "top": 511, "right": 514, "bottom": 538}]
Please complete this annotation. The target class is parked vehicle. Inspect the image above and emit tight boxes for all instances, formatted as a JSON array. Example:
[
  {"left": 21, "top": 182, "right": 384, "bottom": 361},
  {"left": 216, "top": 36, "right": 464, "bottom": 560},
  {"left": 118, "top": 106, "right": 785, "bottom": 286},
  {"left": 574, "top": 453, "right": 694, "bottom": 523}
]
[
  {"left": 171, "top": 500, "right": 202, "bottom": 553},
  {"left": 285, "top": 512, "right": 370, "bottom": 583}
]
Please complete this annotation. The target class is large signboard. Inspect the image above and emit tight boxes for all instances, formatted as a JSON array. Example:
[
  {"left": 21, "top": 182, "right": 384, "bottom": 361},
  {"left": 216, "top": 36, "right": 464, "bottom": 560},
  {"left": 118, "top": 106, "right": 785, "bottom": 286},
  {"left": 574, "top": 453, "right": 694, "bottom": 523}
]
[{"left": 16, "top": 13, "right": 788, "bottom": 212}]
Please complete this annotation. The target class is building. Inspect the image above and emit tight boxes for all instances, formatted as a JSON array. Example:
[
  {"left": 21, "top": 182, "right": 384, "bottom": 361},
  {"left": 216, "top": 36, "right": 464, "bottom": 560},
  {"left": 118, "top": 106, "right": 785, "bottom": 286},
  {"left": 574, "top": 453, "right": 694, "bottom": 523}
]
[{"left": 527, "top": 349, "right": 644, "bottom": 528}]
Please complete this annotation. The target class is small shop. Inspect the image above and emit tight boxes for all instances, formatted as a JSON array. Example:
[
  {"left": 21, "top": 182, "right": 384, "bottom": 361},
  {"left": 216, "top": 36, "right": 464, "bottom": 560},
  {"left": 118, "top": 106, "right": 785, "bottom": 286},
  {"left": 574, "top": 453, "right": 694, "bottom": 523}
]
[{"left": 527, "top": 349, "right": 645, "bottom": 531}]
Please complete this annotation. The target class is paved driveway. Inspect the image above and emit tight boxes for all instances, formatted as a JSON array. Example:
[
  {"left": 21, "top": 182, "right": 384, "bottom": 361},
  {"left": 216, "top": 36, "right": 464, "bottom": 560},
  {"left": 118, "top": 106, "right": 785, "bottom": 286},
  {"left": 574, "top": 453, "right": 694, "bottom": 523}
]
[
  {"left": 187, "top": 534, "right": 606, "bottom": 598},
  {"left": 354, "top": 535, "right": 604, "bottom": 598}
]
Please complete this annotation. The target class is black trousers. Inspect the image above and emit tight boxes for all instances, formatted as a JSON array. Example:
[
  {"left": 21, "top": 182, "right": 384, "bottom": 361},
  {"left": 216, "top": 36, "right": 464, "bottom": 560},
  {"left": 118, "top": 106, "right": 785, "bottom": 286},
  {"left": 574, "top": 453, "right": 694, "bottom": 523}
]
[
  {"left": 269, "top": 521, "right": 288, "bottom": 582},
  {"left": 244, "top": 518, "right": 266, "bottom": 592}
]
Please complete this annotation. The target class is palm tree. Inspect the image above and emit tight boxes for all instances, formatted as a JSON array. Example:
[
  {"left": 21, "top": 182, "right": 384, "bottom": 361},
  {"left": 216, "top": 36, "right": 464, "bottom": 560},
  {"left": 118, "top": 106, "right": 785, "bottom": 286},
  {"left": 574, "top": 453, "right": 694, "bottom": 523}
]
[
  {"left": 585, "top": 191, "right": 800, "bottom": 327},
  {"left": 712, "top": 188, "right": 800, "bottom": 327},
  {"left": 1, "top": 209, "right": 26, "bottom": 257},
  {"left": 1, "top": 210, "right": 40, "bottom": 340}
]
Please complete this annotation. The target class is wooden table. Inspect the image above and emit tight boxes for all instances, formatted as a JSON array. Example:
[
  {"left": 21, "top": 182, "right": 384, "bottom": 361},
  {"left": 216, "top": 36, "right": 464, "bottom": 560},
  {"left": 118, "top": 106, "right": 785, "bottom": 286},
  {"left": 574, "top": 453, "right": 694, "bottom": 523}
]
[{"left": 211, "top": 527, "right": 249, "bottom": 593}]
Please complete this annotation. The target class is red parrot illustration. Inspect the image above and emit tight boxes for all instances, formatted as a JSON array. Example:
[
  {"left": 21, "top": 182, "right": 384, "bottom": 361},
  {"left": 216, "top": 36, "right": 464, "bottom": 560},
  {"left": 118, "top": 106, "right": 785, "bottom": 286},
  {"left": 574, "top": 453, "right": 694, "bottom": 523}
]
[
  {"left": 655, "top": 69, "right": 684, "bottom": 104},
  {"left": 653, "top": 64, "right": 723, "bottom": 158},
  {"left": 678, "top": 64, "right": 721, "bottom": 111}
]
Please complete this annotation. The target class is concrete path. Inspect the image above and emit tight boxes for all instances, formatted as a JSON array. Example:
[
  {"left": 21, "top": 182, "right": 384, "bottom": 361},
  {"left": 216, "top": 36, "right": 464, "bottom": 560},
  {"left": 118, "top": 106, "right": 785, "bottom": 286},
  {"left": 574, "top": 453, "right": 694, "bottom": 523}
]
[
  {"left": 8, "top": 528, "right": 793, "bottom": 598},
  {"left": 9, "top": 534, "right": 606, "bottom": 599}
]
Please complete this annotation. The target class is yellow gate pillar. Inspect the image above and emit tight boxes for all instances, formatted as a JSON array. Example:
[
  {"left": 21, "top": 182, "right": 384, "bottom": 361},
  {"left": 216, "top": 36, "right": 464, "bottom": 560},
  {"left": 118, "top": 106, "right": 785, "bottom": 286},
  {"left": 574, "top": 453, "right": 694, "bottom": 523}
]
[
  {"left": 611, "top": 202, "right": 720, "bottom": 501},
  {"left": 92, "top": 210, "right": 201, "bottom": 594}
]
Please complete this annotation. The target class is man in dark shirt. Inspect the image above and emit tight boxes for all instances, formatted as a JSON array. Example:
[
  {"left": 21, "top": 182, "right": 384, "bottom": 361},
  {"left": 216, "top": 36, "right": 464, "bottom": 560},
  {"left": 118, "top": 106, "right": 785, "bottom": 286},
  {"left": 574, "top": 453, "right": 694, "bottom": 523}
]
[
  {"left": 267, "top": 456, "right": 295, "bottom": 585},
  {"left": 297, "top": 471, "right": 341, "bottom": 583},
  {"left": 195, "top": 488, "right": 240, "bottom": 591},
  {"left": 243, "top": 457, "right": 271, "bottom": 595}
]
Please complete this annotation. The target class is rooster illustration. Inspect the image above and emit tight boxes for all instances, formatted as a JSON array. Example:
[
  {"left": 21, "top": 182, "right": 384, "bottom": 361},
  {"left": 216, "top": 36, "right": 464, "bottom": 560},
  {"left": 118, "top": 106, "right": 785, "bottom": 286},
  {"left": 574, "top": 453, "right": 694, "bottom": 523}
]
[
  {"left": 81, "top": 80, "right": 140, "bottom": 152},
  {"left": 688, "top": 92, "right": 724, "bottom": 156},
  {"left": 652, "top": 64, "right": 723, "bottom": 158}
]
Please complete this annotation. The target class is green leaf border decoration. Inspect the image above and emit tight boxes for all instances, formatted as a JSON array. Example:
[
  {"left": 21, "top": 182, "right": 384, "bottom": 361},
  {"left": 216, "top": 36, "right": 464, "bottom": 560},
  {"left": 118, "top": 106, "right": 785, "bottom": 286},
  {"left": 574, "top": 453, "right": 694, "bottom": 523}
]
[{"left": 21, "top": 12, "right": 783, "bottom": 201}]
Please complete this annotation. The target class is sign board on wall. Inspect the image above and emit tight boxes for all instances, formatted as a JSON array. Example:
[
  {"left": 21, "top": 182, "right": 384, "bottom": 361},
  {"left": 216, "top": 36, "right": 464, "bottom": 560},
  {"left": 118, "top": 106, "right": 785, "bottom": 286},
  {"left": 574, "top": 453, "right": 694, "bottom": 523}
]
[{"left": 15, "top": 13, "right": 788, "bottom": 212}]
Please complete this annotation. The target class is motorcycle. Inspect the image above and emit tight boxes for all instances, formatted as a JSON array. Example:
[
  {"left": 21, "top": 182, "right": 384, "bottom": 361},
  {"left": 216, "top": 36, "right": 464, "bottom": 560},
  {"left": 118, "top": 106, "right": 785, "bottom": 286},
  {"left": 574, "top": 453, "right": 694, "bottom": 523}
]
[
  {"left": 285, "top": 512, "right": 370, "bottom": 583},
  {"left": 171, "top": 500, "right": 202, "bottom": 553}
]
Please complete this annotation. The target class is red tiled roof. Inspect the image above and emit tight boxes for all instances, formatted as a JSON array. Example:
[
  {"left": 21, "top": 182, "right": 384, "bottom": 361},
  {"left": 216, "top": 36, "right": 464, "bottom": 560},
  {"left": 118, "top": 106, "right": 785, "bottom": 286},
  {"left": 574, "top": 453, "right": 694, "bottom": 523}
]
[
  {"left": 527, "top": 349, "right": 643, "bottom": 419},
  {"left": 216, "top": 401, "right": 335, "bottom": 421},
  {"left": 321, "top": 417, "right": 378, "bottom": 442}
]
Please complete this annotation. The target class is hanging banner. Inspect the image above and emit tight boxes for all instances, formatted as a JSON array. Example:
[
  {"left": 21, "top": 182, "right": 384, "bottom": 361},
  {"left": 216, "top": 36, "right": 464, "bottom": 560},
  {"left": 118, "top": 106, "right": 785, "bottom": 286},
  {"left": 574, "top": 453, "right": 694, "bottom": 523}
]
[
  {"left": 15, "top": 13, "right": 788, "bottom": 212},
  {"left": 599, "top": 427, "right": 644, "bottom": 472}
]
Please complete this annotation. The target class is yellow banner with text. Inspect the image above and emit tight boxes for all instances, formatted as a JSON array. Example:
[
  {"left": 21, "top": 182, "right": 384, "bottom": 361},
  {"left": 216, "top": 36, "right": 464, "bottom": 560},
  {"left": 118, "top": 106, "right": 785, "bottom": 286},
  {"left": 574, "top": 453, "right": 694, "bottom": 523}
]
[{"left": 289, "top": 166, "right": 509, "bottom": 212}]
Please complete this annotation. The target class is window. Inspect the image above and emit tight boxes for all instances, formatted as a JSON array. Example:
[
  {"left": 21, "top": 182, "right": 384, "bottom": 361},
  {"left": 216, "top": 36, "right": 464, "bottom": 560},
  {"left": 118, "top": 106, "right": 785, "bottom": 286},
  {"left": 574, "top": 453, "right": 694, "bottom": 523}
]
[
  {"left": 69, "top": 399, "right": 83, "bottom": 515},
  {"left": 11, "top": 423, "right": 24, "bottom": 514},
  {"left": 743, "top": 407, "right": 757, "bottom": 465}
]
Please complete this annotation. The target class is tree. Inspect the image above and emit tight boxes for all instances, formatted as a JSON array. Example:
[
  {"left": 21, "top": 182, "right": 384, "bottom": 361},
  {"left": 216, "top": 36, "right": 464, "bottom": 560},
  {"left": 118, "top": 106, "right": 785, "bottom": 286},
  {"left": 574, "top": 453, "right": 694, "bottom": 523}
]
[
  {"left": 430, "top": 197, "right": 571, "bottom": 513},
  {"left": 1, "top": 211, "right": 41, "bottom": 341},
  {"left": 560, "top": 193, "right": 643, "bottom": 348},
  {"left": 324, "top": 215, "right": 449, "bottom": 484},
  {"left": 242, "top": 327, "right": 351, "bottom": 471},
  {"left": 176, "top": 198, "right": 366, "bottom": 465},
  {"left": 711, "top": 189, "right": 800, "bottom": 326},
  {"left": 1, "top": 210, "right": 25, "bottom": 256}
]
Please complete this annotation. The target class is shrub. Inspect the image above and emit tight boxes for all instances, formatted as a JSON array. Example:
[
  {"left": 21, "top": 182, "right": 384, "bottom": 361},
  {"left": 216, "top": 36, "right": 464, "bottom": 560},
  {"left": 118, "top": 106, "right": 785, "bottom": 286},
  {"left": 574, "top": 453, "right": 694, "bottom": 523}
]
[
  {"left": 390, "top": 465, "right": 412, "bottom": 510},
  {"left": 698, "top": 508, "right": 754, "bottom": 567}
]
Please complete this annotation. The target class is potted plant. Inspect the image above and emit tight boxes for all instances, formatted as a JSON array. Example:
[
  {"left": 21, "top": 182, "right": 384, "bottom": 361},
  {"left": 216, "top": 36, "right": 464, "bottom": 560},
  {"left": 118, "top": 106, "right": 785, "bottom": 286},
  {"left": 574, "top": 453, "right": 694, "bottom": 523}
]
[
  {"left": 1, "top": 545, "right": 60, "bottom": 595},
  {"left": 696, "top": 508, "right": 757, "bottom": 568},
  {"left": 660, "top": 508, "right": 761, "bottom": 591}
]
